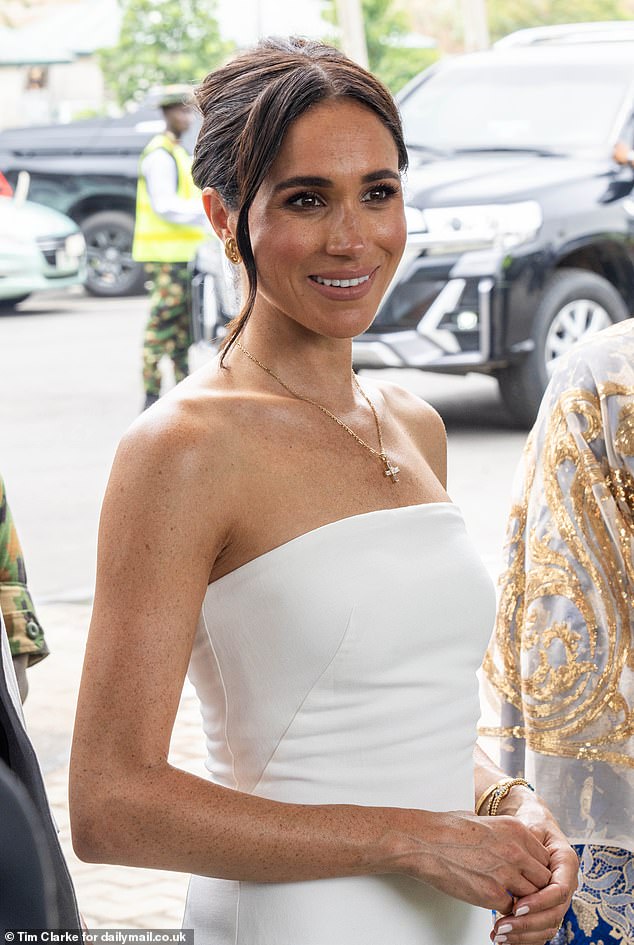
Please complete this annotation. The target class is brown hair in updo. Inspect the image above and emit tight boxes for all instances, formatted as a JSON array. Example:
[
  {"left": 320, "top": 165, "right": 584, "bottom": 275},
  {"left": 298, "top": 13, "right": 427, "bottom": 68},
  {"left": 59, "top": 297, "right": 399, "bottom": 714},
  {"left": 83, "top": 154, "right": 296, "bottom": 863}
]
[{"left": 192, "top": 36, "right": 408, "bottom": 361}]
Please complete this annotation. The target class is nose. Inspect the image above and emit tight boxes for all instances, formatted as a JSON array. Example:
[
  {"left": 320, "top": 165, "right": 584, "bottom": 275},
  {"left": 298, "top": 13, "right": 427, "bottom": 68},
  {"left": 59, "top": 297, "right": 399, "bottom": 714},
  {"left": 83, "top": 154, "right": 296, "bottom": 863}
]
[{"left": 325, "top": 204, "right": 366, "bottom": 257}]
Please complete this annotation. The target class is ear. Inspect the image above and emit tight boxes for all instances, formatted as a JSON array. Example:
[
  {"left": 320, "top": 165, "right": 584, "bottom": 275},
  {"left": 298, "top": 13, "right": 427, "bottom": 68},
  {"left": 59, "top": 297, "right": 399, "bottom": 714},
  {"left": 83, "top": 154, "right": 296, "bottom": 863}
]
[{"left": 202, "top": 188, "right": 238, "bottom": 242}]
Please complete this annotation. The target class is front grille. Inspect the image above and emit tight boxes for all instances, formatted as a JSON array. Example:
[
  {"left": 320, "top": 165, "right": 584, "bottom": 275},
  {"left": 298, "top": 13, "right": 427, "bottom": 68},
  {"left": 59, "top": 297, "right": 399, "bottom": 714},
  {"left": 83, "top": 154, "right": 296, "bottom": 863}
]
[
  {"left": 36, "top": 236, "right": 80, "bottom": 276},
  {"left": 36, "top": 237, "right": 65, "bottom": 268},
  {"left": 374, "top": 278, "right": 446, "bottom": 330}
]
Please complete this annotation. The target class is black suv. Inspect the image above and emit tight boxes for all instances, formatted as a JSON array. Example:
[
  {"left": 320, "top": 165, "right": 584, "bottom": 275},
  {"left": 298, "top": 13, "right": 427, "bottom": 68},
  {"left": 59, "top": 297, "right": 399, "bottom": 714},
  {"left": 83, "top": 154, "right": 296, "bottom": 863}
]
[
  {"left": 192, "top": 34, "right": 634, "bottom": 426},
  {"left": 353, "top": 36, "right": 634, "bottom": 425}
]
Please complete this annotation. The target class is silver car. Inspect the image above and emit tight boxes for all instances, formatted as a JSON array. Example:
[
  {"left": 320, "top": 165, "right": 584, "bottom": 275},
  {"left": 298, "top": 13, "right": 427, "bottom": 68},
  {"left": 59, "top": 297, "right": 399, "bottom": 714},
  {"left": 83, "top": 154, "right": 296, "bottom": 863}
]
[{"left": 0, "top": 173, "right": 86, "bottom": 309}]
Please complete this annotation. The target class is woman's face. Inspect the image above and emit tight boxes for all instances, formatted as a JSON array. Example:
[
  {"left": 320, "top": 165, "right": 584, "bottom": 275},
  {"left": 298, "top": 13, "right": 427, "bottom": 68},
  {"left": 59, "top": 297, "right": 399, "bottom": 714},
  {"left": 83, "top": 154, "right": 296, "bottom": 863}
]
[{"left": 246, "top": 97, "right": 407, "bottom": 340}]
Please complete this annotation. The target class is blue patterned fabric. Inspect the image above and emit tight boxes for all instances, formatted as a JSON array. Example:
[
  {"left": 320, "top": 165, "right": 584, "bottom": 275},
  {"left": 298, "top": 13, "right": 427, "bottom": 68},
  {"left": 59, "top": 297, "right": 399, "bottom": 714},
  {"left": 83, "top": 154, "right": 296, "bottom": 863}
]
[{"left": 549, "top": 845, "right": 634, "bottom": 944}]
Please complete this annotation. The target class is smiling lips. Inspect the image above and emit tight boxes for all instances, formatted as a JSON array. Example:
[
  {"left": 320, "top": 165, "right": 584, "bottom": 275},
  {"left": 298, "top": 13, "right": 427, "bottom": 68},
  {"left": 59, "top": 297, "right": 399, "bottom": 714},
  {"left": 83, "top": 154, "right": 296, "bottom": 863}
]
[
  {"left": 312, "top": 273, "right": 371, "bottom": 288},
  {"left": 308, "top": 269, "right": 377, "bottom": 298}
]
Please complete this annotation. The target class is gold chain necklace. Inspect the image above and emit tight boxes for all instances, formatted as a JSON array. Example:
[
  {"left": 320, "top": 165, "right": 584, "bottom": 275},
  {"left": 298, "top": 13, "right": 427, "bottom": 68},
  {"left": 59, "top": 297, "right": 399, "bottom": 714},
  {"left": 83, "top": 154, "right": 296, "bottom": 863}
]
[{"left": 235, "top": 341, "right": 400, "bottom": 483}]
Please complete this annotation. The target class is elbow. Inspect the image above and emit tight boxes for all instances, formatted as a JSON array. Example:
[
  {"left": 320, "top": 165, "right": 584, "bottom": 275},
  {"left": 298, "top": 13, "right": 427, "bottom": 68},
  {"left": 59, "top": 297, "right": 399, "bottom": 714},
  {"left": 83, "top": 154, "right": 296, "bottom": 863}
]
[
  {"left": 69, "top": 760, "right": 138, "bottom": 864},
  {"left": 69, "top": 772, "right": 118, "bottom": 863},
  {"left": 70, "top": 816, "right": 103, "bottom": 864}
]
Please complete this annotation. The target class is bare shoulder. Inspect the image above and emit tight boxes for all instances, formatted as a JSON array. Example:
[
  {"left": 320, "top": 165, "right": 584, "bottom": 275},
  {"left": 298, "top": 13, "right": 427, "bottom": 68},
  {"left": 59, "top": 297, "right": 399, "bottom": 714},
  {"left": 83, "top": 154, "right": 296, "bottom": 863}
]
[
  {"left": 370, "top": 378, "right": 445, "bottom": 443},
  {"left": 117, "top": 391, "right": 226, "bottom": 496},
  {"left": 369, "top": 377, "right": 447, "bottom": 485},
  {"left": 105, "top": 372, "right": 247, "bottom": 562}
]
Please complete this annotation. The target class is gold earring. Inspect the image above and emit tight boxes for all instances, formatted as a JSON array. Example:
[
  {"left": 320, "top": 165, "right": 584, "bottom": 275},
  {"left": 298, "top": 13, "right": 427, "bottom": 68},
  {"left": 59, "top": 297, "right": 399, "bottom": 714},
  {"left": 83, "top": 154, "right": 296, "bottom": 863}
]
[{"left": 224, "top": 236, "right": 242, "bottom": 265}]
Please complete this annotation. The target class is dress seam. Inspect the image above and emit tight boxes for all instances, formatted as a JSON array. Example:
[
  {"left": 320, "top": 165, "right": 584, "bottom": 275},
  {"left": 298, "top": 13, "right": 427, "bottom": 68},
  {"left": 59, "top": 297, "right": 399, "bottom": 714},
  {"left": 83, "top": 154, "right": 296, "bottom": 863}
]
[
  {"left": 251, "top": 606, "right": 356, "bottom": 796},
  {"left": 200, "top": 607, "right": 239, "bottom": 790}
]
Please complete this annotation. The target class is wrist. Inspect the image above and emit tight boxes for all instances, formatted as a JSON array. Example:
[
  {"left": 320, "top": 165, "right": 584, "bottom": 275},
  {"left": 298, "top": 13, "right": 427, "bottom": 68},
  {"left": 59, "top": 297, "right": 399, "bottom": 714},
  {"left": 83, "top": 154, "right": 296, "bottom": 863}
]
[
  {"left": 476, "top": 777, "right": 535, "bottom": 816},
  {"left": 494, "top": 784, "right": 540, "bottom": 817},
  {"left": 369, "top": 808, "right": 438, "bottom": 879}
]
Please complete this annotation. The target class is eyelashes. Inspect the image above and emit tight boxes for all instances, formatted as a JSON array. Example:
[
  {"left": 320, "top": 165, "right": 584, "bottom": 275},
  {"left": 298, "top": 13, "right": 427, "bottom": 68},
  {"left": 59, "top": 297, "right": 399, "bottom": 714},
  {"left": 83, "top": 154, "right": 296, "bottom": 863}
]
[
  {"left": 361, "top": 183, "right": 400, "bottom": 202},
  {"left": 286, "top": 182, "right": 401, "bottom": 209}
]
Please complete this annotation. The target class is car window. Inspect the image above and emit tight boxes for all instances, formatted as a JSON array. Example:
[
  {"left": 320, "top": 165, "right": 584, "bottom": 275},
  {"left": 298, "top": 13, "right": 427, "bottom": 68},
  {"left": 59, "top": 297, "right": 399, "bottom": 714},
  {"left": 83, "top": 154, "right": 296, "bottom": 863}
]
[{"left": 401, "top": 60, "right": 633, "bottom": 154}]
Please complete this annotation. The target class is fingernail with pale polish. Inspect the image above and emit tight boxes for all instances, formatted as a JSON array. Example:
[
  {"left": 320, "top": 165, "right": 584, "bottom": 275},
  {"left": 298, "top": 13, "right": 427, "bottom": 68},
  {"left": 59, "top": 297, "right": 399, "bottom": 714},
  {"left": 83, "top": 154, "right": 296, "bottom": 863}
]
[
  {"left": 494, "top": 937, "right": 507, "bottom": 944},
  {"left": 498, "top": 924, "right": 513, "bottom": 934},
  {"left": 515, "top": 905, "right": 530, "bottom": 917}
]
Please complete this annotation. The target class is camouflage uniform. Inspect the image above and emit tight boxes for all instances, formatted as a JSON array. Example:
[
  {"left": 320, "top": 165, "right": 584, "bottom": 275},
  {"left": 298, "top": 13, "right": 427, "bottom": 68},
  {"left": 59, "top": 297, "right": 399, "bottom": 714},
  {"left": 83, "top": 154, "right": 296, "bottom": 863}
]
[
  {"left": 142, "top": 261, "right": 192, "bottom": 397},
  {"left": 0, "top": 475, "right": 48, "bottom": 665}
]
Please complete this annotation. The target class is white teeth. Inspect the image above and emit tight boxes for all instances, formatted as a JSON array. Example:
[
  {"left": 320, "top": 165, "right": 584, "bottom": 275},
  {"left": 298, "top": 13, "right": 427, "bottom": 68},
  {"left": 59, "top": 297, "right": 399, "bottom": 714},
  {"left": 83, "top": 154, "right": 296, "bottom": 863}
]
[{"left": 314, "top": 274, "right": 370, "bottom": 288}]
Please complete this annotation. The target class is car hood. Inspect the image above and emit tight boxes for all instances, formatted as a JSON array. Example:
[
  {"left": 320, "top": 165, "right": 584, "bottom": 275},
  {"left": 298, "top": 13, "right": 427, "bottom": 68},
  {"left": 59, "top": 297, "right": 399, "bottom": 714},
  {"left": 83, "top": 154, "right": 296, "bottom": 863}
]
[
  {"left": 404, "top": 151, "right": 610, "bottom": 208},
  {"left": 0, "top": 198, "right": 78, "bottom": 238}
]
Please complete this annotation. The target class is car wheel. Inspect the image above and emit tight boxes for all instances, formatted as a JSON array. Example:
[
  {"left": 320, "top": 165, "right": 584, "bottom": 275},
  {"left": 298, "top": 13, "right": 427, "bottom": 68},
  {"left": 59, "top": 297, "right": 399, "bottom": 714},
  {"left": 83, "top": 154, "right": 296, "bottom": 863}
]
[
  {"left": 82, "top": 210, "right": 146, "bottom": 297},
  {"left": 0, "top": 295, "right": 30, "bottom": 310},
  {"left": 497, "top": 268, "right": 629, "bottom": 427}
]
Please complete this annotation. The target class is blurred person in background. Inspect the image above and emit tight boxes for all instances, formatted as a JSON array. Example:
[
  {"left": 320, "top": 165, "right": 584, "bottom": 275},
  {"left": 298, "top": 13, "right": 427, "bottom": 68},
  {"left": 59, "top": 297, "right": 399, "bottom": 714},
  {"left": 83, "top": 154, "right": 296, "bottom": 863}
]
[
  {"left": 132, "top": 86, "right": 209, "bottom": 411},
  {"left": 0, "top": 613, "right": 81, "bottom": 928},
  {"left": 0, "top": 473, "right": 48, "bottom": 702},
  {"left": 479, "top": 318, "right": 634, "bottom": 944},
  {"left": 613, "top": 139, "right": 634, "bottom": 169},
  {"left": 0, "top": 477, "right": 81, "bottom": 927}
]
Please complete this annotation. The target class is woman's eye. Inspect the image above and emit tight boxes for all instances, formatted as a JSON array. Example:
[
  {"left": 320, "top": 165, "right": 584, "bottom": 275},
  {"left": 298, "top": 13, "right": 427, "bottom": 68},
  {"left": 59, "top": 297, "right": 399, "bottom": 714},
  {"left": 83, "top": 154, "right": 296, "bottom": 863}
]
[
  {"left": 362, "top": 184, "right": 399, "bottom": 202},
  {"left": 288, "top": 192, "right": 324, "bottom": 208}
]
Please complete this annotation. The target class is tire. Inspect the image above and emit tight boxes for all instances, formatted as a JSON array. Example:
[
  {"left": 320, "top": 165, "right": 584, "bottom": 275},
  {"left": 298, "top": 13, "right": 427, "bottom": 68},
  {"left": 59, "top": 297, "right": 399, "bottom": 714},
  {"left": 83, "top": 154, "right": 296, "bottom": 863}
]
[
  {"left": 497, "top": 268, "right": 629, "bottom": 428},
  {"left": 0, "top": 295, "right": 30, "bottom": 310},
  {"left": 82, "top": 210, "right": 147, "bottom": 297}
]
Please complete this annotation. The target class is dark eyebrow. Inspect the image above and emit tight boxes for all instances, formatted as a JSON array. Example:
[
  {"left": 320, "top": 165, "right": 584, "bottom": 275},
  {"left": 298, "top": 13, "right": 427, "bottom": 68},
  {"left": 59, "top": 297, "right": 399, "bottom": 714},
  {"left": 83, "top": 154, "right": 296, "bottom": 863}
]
[
  {"left": 272, "top": 176, "right": 330, "bottom": 194},
  {"left": 272, "top": 169, "right": 400, "bottom": 194},
  {"left": 361, "top": 169, "right": 401, "bottom": 183}
]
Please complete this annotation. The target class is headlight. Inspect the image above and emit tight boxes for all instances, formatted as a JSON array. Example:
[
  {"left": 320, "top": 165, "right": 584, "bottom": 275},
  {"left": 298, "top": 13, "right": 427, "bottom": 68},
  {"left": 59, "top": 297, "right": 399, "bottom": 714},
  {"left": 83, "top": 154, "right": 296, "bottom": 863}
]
[
  {"left": 422, "top": 201, "right": 542, "bottom": 250},
  {"left": 65, "top": 232, "right": 86, "bottom": 257}
]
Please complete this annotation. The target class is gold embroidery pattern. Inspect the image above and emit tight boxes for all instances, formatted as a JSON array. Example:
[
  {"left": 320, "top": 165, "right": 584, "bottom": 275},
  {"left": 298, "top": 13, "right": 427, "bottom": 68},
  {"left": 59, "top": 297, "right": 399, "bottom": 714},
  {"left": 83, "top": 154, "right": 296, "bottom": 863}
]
[{"left": 481, "top": 332, "right": 634, "bottom": 766}]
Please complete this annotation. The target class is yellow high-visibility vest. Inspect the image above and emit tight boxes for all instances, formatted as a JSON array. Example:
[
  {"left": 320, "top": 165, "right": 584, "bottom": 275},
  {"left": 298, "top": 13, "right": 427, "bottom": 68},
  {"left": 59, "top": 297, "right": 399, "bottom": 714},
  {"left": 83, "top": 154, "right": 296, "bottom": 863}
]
[{"left": 132, "top": 133, "right": 207, "bottom": 263}]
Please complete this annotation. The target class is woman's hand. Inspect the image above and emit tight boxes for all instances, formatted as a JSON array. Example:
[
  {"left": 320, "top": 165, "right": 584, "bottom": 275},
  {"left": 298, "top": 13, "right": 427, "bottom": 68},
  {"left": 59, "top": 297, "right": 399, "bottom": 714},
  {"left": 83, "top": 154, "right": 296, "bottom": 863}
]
[
  {"left": 380, "top": 809, "right": 552, "bottom": 914},
  {"left": 489, "top": 791, "right": 578, "bottom": 944}
]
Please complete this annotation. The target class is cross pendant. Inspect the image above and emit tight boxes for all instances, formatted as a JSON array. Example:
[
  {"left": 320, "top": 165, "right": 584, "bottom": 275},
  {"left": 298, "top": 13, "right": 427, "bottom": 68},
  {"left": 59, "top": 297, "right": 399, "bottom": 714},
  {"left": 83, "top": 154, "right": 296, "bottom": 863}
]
[{"left": 382, "top": 456, "right": 400, "bottom": 483}]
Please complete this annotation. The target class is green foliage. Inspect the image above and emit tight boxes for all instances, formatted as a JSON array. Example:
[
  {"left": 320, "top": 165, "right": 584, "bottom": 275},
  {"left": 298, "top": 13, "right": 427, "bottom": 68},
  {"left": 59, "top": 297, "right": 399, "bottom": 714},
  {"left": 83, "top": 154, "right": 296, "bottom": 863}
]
[
  {"left": 487, "top": 0, "right": 632, "bottom": 42},
  {"left": 98, "top": 0, "right": 234, "bottom": 106},
  {"left": 374, "top": 46, "right": 439, "bottom": 92},
  {"left": 323, "top": 0, "right": 440, "bottom": 93}
]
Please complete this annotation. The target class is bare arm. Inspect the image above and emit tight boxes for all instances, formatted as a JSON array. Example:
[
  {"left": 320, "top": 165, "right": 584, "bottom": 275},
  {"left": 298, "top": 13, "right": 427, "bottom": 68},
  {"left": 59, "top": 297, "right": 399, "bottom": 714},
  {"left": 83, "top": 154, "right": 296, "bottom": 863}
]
[{"left": 70, "top": 402, "right": 551, "bottom": 911}]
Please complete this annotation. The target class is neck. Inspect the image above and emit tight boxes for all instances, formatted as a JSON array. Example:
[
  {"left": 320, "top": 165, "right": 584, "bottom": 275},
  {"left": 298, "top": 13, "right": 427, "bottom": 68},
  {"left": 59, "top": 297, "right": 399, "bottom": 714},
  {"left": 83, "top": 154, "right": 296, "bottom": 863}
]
[{"left": 230, "top": 316, "right": 358, "bottom": 408}]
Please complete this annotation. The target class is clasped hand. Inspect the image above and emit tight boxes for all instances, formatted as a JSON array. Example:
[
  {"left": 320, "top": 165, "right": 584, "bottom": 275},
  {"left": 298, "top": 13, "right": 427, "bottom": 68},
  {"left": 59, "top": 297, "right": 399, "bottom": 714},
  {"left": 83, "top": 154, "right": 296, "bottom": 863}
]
[
  {"left": 488, "top": 797, "right": 579, "bottom": 945},
  {"left": 391, "top": 803, "right": 577, "bottom": 945}
]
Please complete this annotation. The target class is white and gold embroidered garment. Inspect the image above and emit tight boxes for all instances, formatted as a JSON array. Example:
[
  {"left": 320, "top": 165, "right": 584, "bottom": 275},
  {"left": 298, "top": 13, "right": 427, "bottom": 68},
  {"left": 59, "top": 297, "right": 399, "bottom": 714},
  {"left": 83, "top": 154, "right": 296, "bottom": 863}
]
[{"left": 479, "top": 319, "right": 634, "bottom": 848}]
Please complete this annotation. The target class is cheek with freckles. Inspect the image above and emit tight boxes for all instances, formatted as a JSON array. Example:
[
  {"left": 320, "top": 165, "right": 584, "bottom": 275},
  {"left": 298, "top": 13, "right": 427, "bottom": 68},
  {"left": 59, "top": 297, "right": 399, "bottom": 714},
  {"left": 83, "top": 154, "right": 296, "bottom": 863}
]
[{"left": 251, "top": 218, "right": 324, "bottom": 308}]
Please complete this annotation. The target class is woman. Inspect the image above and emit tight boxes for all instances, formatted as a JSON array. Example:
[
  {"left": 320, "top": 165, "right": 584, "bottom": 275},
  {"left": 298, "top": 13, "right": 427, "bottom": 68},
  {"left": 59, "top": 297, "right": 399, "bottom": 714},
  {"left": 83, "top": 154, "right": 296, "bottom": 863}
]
[
  {"left": 70, "top": 38, "right": 577, "bottom": 944},
  {"left": 479, "top": 318, "right": 634, "bottom": 944}
]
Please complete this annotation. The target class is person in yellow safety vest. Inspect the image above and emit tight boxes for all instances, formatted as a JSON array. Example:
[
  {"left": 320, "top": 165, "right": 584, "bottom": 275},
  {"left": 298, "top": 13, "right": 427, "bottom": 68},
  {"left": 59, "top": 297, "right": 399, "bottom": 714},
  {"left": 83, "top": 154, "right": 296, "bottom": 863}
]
[{"left": 132, "top": 86, "right": 209, "bottom": 410}]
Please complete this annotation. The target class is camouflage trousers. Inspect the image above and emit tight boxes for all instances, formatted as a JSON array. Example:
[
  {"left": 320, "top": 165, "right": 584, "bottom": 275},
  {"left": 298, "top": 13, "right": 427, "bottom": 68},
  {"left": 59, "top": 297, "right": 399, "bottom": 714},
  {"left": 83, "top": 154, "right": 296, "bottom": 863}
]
[{"left": 143, "top": 262, "right": 192, "bottom": 397}]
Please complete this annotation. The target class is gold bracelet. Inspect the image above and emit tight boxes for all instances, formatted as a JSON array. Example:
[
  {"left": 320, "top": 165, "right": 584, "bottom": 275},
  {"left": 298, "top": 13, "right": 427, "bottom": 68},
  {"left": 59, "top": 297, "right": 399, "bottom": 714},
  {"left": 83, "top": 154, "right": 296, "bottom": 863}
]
[
  {"left": 488, "top": 778, "right": 535, "bottom": 816},
  {"left": 475, "top": 778, "right": 512, "bottom": 816}
]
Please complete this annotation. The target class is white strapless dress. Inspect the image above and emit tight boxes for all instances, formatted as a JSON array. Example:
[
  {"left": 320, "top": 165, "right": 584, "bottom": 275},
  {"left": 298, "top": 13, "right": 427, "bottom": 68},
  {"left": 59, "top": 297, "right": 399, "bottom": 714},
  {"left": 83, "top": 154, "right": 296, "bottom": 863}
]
[{"left": 184, "top": 503, "right": 496, "bottom": 944}]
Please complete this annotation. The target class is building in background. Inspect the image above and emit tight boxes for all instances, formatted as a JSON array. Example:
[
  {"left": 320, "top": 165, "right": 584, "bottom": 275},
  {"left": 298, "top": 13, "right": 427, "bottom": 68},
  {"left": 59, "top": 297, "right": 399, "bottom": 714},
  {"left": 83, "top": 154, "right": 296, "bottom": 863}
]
[{"left": 0, "top": 0, "right": 121, "bottom": 129}]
